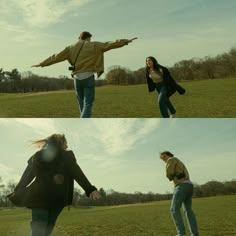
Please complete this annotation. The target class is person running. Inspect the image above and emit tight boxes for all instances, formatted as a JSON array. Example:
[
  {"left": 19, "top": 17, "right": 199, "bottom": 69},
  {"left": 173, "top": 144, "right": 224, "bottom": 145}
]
[
  {"left": 32, "top": 32, "right": 137, "bottom": 118},
  {"left": 160, "top": 151, "right": 199, "bottom": 236},
  {"left": 146, "top": 56, "right": 185, "bottom": 118},
  {"left": 8, "top": 134, "right": 100, "bottom": 236}
]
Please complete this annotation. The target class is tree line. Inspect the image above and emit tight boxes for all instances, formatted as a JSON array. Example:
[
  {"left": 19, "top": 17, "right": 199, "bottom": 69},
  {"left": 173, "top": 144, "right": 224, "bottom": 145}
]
[
  {"left": 0, "top": 176, "right": 235, "bottom": 207},
  {"left": 0, "top": 47, "right": 235, "bottom": 93}
]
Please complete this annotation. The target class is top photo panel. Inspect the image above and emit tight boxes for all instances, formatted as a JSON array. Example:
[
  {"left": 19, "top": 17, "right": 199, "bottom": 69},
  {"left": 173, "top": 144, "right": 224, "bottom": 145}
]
[{"left": 1, "top": 0, "right": 236, "bottom": 118}]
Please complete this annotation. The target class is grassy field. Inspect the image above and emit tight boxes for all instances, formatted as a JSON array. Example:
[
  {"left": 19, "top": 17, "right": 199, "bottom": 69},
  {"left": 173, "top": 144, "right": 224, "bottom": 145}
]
[
  {"left": 0, "top": 195, "right": 236, "bottom": 236},
  {"left": 0, "top": 78, "right": 236, "bottom": 118}
]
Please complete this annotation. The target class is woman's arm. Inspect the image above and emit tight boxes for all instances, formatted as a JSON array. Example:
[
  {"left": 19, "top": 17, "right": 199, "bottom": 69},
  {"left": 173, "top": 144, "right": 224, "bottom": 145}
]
[{"left": 66, "top": 151, "right": 97, "bottom": 197}]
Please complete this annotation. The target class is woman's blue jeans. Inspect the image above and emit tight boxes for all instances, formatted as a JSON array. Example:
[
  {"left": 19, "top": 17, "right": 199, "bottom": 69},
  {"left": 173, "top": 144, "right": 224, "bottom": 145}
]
[
  {"left": 74, "top": 75, "right": 95, "bottom": 118},
  {"left": 156, "top": 83, "right": 176, "bottom": 118},
  {"left": 170, "top": 183, "right": 199, "bottom": 236},
  {"left": 31, "top": 207, "right": 63, "bottom": 236}
]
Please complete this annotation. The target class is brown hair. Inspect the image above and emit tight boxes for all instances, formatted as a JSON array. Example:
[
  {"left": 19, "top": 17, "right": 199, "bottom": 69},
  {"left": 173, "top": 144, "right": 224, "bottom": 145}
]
[
  {"left": 160, "top": 151, "right": 174, "bottom": 157},
  {"left": 79, "top": 31, "right": 92, "bottom": 40},
  {"left": 32, "top": 134, "right": 67, "bottom": 150}
]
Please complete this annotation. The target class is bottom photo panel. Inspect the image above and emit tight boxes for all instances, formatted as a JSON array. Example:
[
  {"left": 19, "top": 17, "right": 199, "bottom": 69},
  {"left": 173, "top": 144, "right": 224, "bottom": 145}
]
[{"left": 0, "top": 118, "right": 235, "bottom": 236}]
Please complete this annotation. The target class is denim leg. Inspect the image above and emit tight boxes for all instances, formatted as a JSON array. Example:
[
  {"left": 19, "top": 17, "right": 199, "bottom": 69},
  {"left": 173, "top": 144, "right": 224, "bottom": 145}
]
[
  {"left": 74, "top": 79, "right": 84, "bottom": 114},
  {"left": 31, "top": 208, "right": 63, "bottom": 236},
  {"left": 182, "top": 185, "right": 199, "bottom": 236},
  {"left": 74, "top": 76, "right": 95, "bottom": 118},
  {"left": 166, "top": 97, "right": 176, "bottom": 115},
  {"left": 157, "top": 85, "right": 171, "bottom": 118},
  {"left": 170, "top": 185, "right": 186, "bottom": 236},
  {"left": 80, "top": 76, "right": 95, "bottom": 118},
  {"left": 45, "top": 208, "right": 64, "bottom": 236},
  {"left": 31, "top": 208, "right": 49, "bottom": 236}
]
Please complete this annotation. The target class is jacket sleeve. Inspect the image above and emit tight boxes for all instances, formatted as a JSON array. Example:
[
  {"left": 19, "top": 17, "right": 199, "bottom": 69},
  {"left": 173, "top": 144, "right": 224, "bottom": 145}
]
[
  {"left": 39, "top": 46, "right": 70, "bottom": 67},
  {"left": 96, "top": 39, "right": 129, "bottom": 52},
  {"left": 166, "top": 158, "right": 177, "bottom": 181},
  {"left": 15, "top": 157, "right": 35, "bottom": 191},
  {"left": 66, "top": 151, "right": 97, "bottom": 197},
  {"left": 146, "top": 71, "right": 156, "bottom": 92}
]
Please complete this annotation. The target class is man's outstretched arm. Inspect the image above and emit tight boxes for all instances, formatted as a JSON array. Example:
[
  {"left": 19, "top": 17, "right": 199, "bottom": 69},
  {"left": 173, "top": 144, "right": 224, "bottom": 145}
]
[{"left": 32, "top": 46, "right": 70, "bottom": 68}]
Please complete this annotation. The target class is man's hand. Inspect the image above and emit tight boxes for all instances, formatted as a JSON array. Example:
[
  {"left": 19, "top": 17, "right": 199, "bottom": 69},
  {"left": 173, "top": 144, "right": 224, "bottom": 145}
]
[
  {"left": 128, "top": 37, "right": 138, "bottom": 43},
  {"left": 31, "top": 64, "right": 41, "bottom": 68},
  {"left": 89, "top": 190, "right": 101, "bottom": 200}
]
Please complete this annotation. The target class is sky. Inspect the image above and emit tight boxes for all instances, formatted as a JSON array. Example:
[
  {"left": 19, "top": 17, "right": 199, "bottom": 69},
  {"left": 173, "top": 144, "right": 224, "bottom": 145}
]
[
  {"left": 0, "top": 0, "right": 236, "bottom": 78},
  {"left": 0, "top": 118, "right": 235, "bottom": 194}
]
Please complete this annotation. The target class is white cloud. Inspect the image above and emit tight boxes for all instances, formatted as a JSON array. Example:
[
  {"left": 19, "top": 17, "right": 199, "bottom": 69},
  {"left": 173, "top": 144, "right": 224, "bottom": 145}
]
[
  {"left": 91, "top": 119, "right": 160, "bottom": 156},
  {"left": 13, "top": 0, "right": 92, "bottom": 28},
  {"left": 14, "top": 118, "right": 59, "bottom": 136}
]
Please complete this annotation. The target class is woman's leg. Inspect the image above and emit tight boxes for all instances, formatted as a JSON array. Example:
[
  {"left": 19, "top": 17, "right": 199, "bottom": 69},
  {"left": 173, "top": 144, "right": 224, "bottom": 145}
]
[
  {"left": 157, "top": 85, "right": 170, "bottom": 118},
  {"left": 45, "top": 207, "right": 64, "bottom": 236},
  {"left": 31, "top": 208, "right": 49, "bottom": 236},
  {"left": 157, "top": 84, "right": 176, "bottom": 117}
]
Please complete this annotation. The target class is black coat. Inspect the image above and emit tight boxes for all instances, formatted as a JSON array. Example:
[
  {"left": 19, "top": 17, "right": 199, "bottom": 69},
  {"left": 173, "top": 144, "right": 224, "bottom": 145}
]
[
  {"left": 146, "top": 65, "right": 186, "bottom": 97},
  {"left": 11, "top": 150, "right": 96, "bottom": 208}
]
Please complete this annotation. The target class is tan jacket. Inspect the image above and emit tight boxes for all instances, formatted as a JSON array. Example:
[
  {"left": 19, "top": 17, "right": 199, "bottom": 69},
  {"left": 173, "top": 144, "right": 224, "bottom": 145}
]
[
  {"left": 166, "top": 157, "right": 190, "bottom": 186},
  {"left": 39, "top": 39, "right": 129, "bottom": 77}
]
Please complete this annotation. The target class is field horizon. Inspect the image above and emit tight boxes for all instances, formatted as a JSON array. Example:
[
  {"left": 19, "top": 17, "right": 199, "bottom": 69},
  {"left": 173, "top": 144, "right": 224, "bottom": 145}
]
[
  {"left": 0, "top": 78, "right": 236, "bottom": 118},
  {"left": 0, "top": 195, "right": 236, "bottom": 235}
]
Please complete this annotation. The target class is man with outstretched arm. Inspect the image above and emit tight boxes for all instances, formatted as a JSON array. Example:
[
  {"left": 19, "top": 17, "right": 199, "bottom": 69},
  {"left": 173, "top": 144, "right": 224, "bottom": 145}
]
[{"left": 32, "top": 31, "right": 137, "bottom": 118}]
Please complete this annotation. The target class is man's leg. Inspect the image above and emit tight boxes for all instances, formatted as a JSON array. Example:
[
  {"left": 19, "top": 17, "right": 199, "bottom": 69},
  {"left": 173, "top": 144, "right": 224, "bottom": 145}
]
[
  {"left": 74, "top": 78, "right": 84, "bottom": 115},
  {"left": 80, "top": 75, "right": 95, "bottom": 118},
  {"left": 170, "top": 185, "right": 186, "bottom": 236},
  {"left": 45, "top": 207, "right": 64, "bottom": 236},
  {"left": 31, "top": 208, "right": 49, "bottom": 236},
  {"left": 183, "top": 184, "right": 199, "bottom": 236}
]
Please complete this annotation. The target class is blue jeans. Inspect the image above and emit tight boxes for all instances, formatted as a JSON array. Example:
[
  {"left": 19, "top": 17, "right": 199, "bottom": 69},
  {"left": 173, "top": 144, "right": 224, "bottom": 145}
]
[
  {"left": 31, "top": 207, "right": 63, "bottom": 236},
  {"left": 170, "top": 183, "right": 199, "bottom": 236},
  {"left": 74, "top": 75, "right": 95, "bottom": 118},
  {"left": 156, "top": 83, "right": 176, "bottom": 118}
]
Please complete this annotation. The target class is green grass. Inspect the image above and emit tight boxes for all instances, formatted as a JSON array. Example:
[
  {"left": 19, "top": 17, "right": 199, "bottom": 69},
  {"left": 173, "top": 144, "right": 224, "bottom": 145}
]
[
  {"left": 0, "top": 78, "right": 236, "bottom": 117},
  {"left": 0, "top": 195, "right": 236, "bottom": 235}
]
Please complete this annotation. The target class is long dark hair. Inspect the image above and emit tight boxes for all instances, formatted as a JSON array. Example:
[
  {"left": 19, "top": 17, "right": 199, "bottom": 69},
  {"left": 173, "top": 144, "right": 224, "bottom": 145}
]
[{"left": 146, "top": 56, "right": 161, "bottom": 74}]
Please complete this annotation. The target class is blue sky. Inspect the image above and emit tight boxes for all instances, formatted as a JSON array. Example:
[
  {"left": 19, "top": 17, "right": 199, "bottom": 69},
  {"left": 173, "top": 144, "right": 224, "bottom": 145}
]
[
  {"left": 0, "top": 118, "right": 235, "bottom": 194},
  {"left": 0, "top": 0, "right": 236, "bottom": 78}
]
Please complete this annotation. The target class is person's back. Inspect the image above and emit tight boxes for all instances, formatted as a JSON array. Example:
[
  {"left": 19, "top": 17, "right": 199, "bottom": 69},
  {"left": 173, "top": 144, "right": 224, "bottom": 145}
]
[{"left": 8, "top": 133, "right": 100, "bottom": 236}]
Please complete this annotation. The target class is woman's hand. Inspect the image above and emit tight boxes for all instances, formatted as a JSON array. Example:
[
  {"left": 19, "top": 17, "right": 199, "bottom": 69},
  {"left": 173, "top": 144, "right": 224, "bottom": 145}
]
[{"left": 89, "top": 190, "right": 101, "bottom": 200}]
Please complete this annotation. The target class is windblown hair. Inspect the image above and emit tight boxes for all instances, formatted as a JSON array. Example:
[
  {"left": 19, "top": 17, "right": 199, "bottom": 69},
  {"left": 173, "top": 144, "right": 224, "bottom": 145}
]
[
  {"left": 32, "top": 134, "right": 67, "bottom": 150},
  {"left": 160, "top": 151, "right": 174, "bottom": 157}
]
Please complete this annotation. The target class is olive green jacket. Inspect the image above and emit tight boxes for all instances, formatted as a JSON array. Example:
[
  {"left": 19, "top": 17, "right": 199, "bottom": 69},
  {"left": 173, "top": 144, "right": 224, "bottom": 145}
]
[
  {"left": 39, "top": 39, "right": 129, "bottom": 77},
  {"left": 166, "top": 157, "right": 190, "bottom": 186}
]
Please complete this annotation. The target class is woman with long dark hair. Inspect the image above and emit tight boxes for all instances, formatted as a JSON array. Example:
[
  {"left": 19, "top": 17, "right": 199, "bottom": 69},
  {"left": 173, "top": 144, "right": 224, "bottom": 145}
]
[
  {"left": 146, "top": 56, "right": 185, "bottom": 118},
  {"left": 8, "top": 134, "right": 100, "bottom": 236}
]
